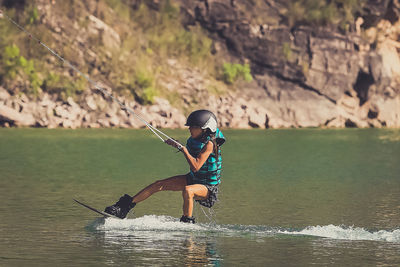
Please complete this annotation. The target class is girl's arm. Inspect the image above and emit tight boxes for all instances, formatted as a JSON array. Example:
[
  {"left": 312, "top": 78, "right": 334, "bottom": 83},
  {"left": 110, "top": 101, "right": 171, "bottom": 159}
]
[{"left": 181, "top": 141, "right": 213, "bottom": 172}]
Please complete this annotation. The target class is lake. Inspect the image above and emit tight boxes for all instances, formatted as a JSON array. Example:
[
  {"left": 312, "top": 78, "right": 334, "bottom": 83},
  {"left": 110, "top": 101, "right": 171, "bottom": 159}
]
[{"left": 0, "top": 128, "right": 399, "bottom": 266}]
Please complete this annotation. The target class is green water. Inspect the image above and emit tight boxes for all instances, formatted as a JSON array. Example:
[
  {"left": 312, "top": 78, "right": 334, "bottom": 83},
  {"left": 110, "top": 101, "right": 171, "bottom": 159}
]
[{"left": 1, "top": 128, "right": 399, "bottom": 266}]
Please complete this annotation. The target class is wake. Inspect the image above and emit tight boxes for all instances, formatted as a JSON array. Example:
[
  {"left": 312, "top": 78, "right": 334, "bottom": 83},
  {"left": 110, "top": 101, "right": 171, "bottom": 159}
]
[
  {"left": 88, "top": 215, "right": 400, "bottom": 243},
  {"left": 280, "top": 225, "right": 400, "bottom": 243}
]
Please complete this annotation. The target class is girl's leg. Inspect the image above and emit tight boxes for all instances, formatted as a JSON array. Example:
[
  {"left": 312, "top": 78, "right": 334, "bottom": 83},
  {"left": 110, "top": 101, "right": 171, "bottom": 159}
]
[
  {"left": 130, "top": 174, "right": 209, "bottom": 219},
  {"left": 182, "top": 184, "right": 209, "bottom": 217},
  {"left": 132, "top": 175, "right": 187, "bottom": 203}
]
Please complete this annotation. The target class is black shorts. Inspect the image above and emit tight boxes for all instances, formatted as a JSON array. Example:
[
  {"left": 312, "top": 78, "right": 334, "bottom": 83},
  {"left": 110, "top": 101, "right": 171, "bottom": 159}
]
[{"left": 186, "top": 173, "right": 219, "bottom": 208}]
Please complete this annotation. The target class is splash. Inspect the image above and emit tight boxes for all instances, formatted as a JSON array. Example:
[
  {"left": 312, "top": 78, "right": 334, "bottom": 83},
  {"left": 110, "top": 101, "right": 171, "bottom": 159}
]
[
  {"left": 88, "top": 215, "right": 400, "bottom": 243},
  {"left": 90, "top": 215, "right": 206, "bottom": 233},
  {"left": 280, "top": 224, "right": 400, "bottom": 243}
]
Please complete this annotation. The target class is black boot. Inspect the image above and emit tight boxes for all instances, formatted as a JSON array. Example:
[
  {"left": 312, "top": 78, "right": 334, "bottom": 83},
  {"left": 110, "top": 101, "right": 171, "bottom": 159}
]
[
  {"left": 180, "top": 215, "right": 195, "bottom": 224},
  {"left": 104, "top": 194, "right": 136, "bottom": 219}
]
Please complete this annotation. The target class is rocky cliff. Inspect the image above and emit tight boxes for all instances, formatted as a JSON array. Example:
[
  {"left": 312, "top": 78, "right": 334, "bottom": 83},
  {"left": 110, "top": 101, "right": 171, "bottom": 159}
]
[
  {"left": 1, "top": 0, "right": 400, "bottom": 128},
  {"left": 178, "top": 0, "right": 400, "bottom": 128}
]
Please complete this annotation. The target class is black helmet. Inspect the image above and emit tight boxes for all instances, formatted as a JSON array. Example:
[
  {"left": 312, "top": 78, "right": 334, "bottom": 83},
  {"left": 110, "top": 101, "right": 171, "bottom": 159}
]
[{"left": 185, "top": 110, "right": 218, "bottom": 133}]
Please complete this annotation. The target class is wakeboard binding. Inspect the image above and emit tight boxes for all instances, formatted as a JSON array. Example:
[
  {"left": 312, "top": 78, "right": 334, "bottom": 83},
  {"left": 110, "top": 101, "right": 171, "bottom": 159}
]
[
  {"left": 104, "top": 194, "right": 136, "bottom": 219},
  {"left": 180, "top": 215, "right": 196, "bottom": 224}
]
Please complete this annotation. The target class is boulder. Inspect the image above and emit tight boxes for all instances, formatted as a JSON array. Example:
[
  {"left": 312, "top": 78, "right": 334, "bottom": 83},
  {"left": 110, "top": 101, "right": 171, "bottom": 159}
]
[
  {"left": 85, "top": 95, "right": 97, "bottom": 111},
  {"left": 62, "top": 119, "right": 74, "bottom": 129},
  {"left": 247, "top": 107, "right": 268, "bottom": 128},
  {"left": 87, "top": 15, "right": 121, "bottom": 50},
  {"left": 371, "top": 94, "right": 400, "bottom": 127},
  {"left": 54, "top": 105, "right": 70, "bottom": 118},
  {"left": 0, "top": 87, "right": 10, "bottom": 101},
  {"left": 0, "top": 103, "right": 36, "bottom": 126},
  {"left": 108, "top": 114, "right": 120, "bottom": 127},
  {"left": 39, "top": 93, "right": 55, "bottom": 108}
]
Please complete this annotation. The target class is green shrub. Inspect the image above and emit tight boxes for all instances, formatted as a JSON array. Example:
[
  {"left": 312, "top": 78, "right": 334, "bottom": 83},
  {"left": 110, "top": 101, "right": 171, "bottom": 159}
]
[
  {"left": 43, "top": 72, "right": 61, "bottom": 91},
  {"left": 64, "top": 75, "right": 87, "bottom": 99},
  {"left": 222, "top": 63, "right": 253, "bottom": 84},
  {"left": 133, "top": 69, "right": 158, "bottom": 105},
  {"left": 133, "top": 2, "right": 213, "bottom": 66},
  {"left": 1, "top": 44, "right": 43, "bottom": 95},
  {"left": 285, "top": 0, "right": 366, "bottom": 28},
  {"left": 104, "top": 0, "right": 131, "bottom": 22},
  {"left": 26, "top": 6, "right": 39, "bottom": 25},
  {"left": 0, "top": 1, "right": 219, "bottom": 103},
  {"left": 3, "top": 44, "right": 21, "bottom": 79},
  {"left": 142, "top": 86, "right": 157, "bottom": 104},
  {"left": 43, "top": 72, "right": 86, "bottom": 100}
]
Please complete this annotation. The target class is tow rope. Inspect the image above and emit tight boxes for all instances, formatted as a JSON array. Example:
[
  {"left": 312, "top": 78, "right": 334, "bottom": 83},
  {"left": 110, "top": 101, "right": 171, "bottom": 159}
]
[{"left": 0, "top": 9, "right": 183, "bottom": 149}]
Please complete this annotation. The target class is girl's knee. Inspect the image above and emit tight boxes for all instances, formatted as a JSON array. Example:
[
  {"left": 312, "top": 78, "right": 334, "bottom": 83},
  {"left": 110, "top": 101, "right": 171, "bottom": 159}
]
[{"left": 182, "top": 186, "right": 194, "bottom": 198}]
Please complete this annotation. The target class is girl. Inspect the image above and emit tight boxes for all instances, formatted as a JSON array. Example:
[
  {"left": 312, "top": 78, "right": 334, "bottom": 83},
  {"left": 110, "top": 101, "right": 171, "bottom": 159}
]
[{"left": 104, "top": 110, "right": 225, "bottom": 223}]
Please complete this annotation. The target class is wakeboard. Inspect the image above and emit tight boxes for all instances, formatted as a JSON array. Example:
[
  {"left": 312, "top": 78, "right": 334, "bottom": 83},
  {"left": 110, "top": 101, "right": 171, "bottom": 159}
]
[{"left": 73, "top": 199, "right": 121, "bottom": 219}]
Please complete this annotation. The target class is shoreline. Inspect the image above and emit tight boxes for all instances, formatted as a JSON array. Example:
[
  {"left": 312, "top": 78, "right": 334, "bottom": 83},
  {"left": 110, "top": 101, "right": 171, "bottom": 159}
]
[{"left": 1, "top": 88, "right": 399, "bottom": 129}]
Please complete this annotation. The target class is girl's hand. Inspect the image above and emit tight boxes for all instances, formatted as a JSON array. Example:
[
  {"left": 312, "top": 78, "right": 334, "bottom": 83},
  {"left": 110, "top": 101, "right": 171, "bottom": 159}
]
[{"left": 165, "top": 138, "right": 183, "bottom": 151}]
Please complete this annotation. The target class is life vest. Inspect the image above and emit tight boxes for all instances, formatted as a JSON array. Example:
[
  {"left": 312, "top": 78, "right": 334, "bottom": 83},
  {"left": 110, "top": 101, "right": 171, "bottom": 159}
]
[{"left": 186, "top": 128, "right": 225, "bottom": 186}]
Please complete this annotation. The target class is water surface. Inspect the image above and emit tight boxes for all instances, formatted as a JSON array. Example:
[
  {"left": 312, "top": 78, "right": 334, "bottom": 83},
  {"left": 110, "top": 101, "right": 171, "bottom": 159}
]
[{"left": 0, "top": 128, "right": 399, "bottom": 266}]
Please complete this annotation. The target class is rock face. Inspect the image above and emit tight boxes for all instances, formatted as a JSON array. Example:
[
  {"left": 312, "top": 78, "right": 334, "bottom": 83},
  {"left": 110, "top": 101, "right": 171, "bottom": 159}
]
[
  {"left": 177, "top": 0, "right": 400, "bottom": 128},
  {"left": 87, "top": 14, "right": 121, "bottom": 50},
  {"left": 1, "top": 0, "right": 400, "bottom": 129}
]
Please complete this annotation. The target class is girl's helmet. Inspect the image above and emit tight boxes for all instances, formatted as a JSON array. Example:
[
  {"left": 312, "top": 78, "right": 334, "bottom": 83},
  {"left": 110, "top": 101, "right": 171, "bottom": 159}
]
[{"left": 185, "top": 110, "right": 218, "bottom": 133}]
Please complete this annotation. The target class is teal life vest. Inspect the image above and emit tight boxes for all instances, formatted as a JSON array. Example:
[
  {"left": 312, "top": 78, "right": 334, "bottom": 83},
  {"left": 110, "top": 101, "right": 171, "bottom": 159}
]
[{"left": 186, "top": 128, "right": 225, "bottom": 186}]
